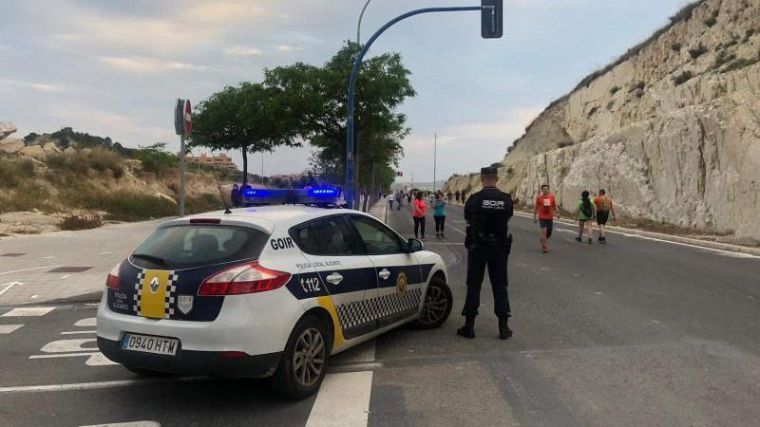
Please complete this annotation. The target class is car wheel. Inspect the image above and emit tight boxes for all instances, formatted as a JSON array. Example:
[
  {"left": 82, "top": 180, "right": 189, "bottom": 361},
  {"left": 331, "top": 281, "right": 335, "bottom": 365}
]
[
  {"left": 409, "top": 276, "right": 452, "bottom": 329},
  {"left": 269, "top": 314, "right": 331, "bottom": 400}
]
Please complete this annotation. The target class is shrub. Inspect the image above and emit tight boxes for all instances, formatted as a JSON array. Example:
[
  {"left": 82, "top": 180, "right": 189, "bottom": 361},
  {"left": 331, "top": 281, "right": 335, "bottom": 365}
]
[
  {"left": 704, "top": 16, "right": 717, "bottom": 27},
  {"left": 60, "top": 186, "right": 176, "bottom": 222},
  {"left": 744, "top": 28, "right": 755, "bottom": 42},
  {"left": 0, "top": 183, "right": 51, "bottom": 213},
  {"left": 607, "top": 100, "right": 616, "bottom": 110},
  {"left": 689, "top": 43, "right": 708, "bottom": 59},
  {"left": 712, "top": 50, "right": 737, "bottom": 70},
  {"left": 587, "top": 106, "right": 599, "bottom": 117},
  {"left": 186, "top": 193, "right": 224, "bottom": 214},
  {"left": 131, "top": 143, "right": 178, "bottom": 178},
  {"left": 722, "top": 56, "right": 760, "bottom": 73},
  {"left": 629, "top": 81, "right": 645, "bottom": 92},
  {"left": 0, "top": 158, "right": 35, "bottom": 188},
  {"left": 671, "top": 42, "right": 682, "bottom": 52},
  {"left": 672, "top": 70, "right": 694, "bottom": 85},
  {"left": 610, "top": 86, "right": 621, "bottom": 95},
  {"left": 59, "top": 215, "right": 103, "bottom": 231},
  {"left": 558, "top": 141, "right": 572, "bottom": 148}
]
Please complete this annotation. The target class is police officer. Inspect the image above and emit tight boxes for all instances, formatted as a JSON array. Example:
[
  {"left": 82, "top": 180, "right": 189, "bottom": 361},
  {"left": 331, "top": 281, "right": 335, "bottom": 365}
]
[{"left": 458, "top": 166, "right": 514, "bottom": 340}]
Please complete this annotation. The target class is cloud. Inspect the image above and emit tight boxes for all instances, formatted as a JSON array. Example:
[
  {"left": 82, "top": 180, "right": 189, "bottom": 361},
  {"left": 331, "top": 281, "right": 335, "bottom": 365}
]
[
  {"left": 99, "top": 56, "right": 205, "bottom": 73},
  {"left": 0, "top": 78, "right": 64, "bottom": 93},
  {"left": 50, "top": 105, "right": 173, "bottom": 146},
  {"left": 224, "top": 46, "right": 264, "bottom": 56},
  {"left": 276, "top": 45, "right": 303, "bottom": 52}
]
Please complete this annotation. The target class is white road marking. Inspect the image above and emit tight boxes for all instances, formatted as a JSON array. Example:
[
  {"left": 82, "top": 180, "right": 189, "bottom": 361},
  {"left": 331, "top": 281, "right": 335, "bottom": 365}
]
[
  {"left": 40, "top": 338, "right": 96, "bottom": 353},
  {"left": 0, "top": 377, "right": 207, "bottom": 394},
  {"left": 61, "top": 275, "right": 70, "bottom": 279},
  {"left": 30, "top": 294, "right": 39, "bottom": 299},
  {"left": 75, "top": 317, "right": 97, "bottom": 327},
  {"left": 0, "top": 324, "right": 23, "bottom": 334},
  {"left": 30, "top": 352, "right": 99, "bottom": 359},
  {"left": 41, "top": 256, "right": 55, "bottom": 259},
  {"left": 0, "top": 265, "right": 58, "bottom": 276},
  {"left": 0, "top": 281, "right": 23, "bottom": 297},
  {"left": 61, "top": 330, "right": 96, "bottom": 335},
  {"left": 80, "top": 421, "right": 160, "bottom": 427},
  {"left": 306, "top": 371, "right": 374, "bottom": 427},
  {"left": 2, "top": 306, "right": 55, "bottom": 317},
  {"left": 97, "top": 251, "right": 113, "bottom": 256},
  {"left": 85, "top": 352, "right": 118, "bottom": 366},
  {"left": 447, "top": 224, "right": 467, "bottom": 236}
]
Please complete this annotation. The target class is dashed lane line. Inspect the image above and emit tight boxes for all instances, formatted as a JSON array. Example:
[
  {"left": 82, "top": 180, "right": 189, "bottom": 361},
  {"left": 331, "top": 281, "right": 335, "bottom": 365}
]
[
  {"left": 0, "top": 377, "right": 208, "bottom": 394},
  {"left": 0, "top": 265, "right": 59, "bottom": 276},
  {"left": 2, "top": 306, "right": 55, "bottom": 317},
  {"left": 0, "top": 282, "right": 22, "bottom": 297},
  {"left": 0, "top": 324, "right": 24, "bottom": 334},
  {"left": 75, "top": 317, "right": 97, "bottom": 327},
  {"left": 61, "top": 330, "right": 97, "bottom": 335}
]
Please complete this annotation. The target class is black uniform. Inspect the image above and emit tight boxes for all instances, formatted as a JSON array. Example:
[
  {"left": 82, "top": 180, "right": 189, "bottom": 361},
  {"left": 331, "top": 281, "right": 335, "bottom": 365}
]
[{"left": 463, "top": 186, "right": 514, "bottom": 319}]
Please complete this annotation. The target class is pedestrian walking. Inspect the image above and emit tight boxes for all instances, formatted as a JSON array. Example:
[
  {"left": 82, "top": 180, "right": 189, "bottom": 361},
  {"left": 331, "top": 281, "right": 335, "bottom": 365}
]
[
  {"left": 433, "top": 192, "right": 447, "bottom": 238},
  {"left": 533, "top": 184, "right": 557, "bottom": 254},
  {"left": 407, "top": 193, "right": 412, "bottom": 205},
  {"left": 447, "top": 191, "right": 453, "bottom": 202},
  {"left": 230, "top": 184, "right": 241, "bottom": 207},
  {"left": 575, "top": 190, "right": 596, "bottom": 244},
  {"left": 412, "top": 192, "right": 427, "bottom": 240},
  {"left": 396, "top": 191, "right": 403, "bottom": 210},
  {"left": 458, "top": 167, "right": 514, "bottom": 340},
  {"left": 387, "top": 192, "right": 394, "bottom": 210},
  {"left": 594, "top": 189, "right": 616, "bottom": 244},
  {"left": 455, "top": 191, "right": 460, "bottom": 203}
]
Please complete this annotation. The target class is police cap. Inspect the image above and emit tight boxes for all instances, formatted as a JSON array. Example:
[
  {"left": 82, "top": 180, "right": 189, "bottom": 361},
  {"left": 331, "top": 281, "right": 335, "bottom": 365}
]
[{"left": 480, "top": 166, "right": 498, "bottom": 176}]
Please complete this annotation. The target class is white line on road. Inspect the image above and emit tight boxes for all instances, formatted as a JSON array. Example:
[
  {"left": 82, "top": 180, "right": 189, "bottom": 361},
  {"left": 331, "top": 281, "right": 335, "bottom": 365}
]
[
  {"left": 75, "top": 317, "right": 97, "bottom": 327},
  {"left": 2, "top": 306, "right": 55, "bottom": 317},
  {"left": 0, "top": 265, "right": 58, "bottom": 276},
  {"left": 40, "top": 338, "right": 96, "bottom": 353},
  {"left": 97, "top": 251, "right": 113, "bottom": 256},
  {"left": 424, "top": 242, "right": 465, "bottom": 246},
  {"left": 61, "top": 330, "right": 97, "bottom": 335},
  {"left": 0, "top": 281, "right": 22, "bottom": 296},
  {"left": 30, "top": 352, "right": 99, "bottom": 359},
  {"left": 30, "top": 294, "right": 39, "bottom": 299},
  {"left": 80, "top": 421, "right": 160, "bottom": 427},
  {"left": 0, "top": 377, "right": 207, "bottom": 394},
  {"left": 0, "top": 324, "right": 24, "bottom": 334},
  {"left": 61, "top": 275, "right": 70, "bottom": 279},
  {"left": 306, "top": 371, "right": 374, "bottom": 427}
]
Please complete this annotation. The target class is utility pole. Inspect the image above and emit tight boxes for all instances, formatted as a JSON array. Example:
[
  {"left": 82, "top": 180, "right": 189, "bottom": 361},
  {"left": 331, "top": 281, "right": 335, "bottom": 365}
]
[{"left": 357, "top": 0, "right": 373, "bottom": 45}]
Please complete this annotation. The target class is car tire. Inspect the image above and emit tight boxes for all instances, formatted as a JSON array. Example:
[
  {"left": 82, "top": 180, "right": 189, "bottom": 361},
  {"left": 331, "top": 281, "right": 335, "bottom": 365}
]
[
  {"left": 409, "top": 276, "right": 453, "bottom": 330},
  {"left": 269, "top": 314, "right": 331, "bottom": 400}
]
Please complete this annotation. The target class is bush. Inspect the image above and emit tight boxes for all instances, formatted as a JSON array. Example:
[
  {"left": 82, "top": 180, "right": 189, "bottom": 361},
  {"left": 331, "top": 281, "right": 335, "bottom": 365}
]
[
  {"left": 0, "top": 158, "right": 35, "bottom": 188},
  {"left": 60, "top": 186, "right": 176, "bottom": 222},
  {"left": 130, "top": 143, "right": 178, "bottom": 178},
  {"left": 186, "top": 193, "right": 225, "bottom": 214},
  {"left": 704, "top": 16, "right": 717, "bottom": 27},
  {"left": 672, "top": 70, "right": 694, "bottom": 85},
  {"left": 610, "top": 86, "right": 621, "bottom": 95},
  {"left": 671, "top": 42, "right": 682, "bottom": 52},
  {"left": 607, "top": 100, "right": 615, "bottom": 110},
  {"left": 558, "top": 141, "right": 572, "bottom": 148},
  {"left": 689, "top": 44, "right": 708, "bottom": 59},
  {"left": 629, "top": 81, "right": 645, "bottom": 93},
  {"left": 587, "top": 106, "right": 599, "bottom": 117},
  {"left": 744, "top": 28, "right": 755, "bottom": 42},
  {"left": 59, "top": 215, "right": 102, "bottom": 231},
  {"left": 722, "top": 56, "right": 760, "bottom": 73},
  {"left": 0, "top": 183, "right": 51, "bottom": 213},
  {"left": 712, "top": 50, "right": 737, "bottom": 70}
]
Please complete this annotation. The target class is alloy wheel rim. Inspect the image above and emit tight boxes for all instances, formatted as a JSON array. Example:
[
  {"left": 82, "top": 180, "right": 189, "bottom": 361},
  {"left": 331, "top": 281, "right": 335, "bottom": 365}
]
[
  {"left": 293, "top": 327, "right": 325, "bottom": 387},
  {"left": 420, "top": 286, "right": 448, "bottom": 325}
]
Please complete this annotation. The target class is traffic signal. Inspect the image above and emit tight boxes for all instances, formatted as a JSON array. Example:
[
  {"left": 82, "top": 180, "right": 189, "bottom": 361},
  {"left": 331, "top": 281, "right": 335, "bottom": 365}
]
[
  {"left": 481, "top": 0, "right": 503, "bottom": 39},
  {"left": 396, "top": 171, "right": 403, "bottom": 177}
]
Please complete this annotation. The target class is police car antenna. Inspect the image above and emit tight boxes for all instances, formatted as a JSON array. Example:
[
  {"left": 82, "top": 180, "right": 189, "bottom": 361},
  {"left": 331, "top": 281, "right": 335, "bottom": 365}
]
[{"left": 210, "top": 167, "right": 232, "bottom": 214}]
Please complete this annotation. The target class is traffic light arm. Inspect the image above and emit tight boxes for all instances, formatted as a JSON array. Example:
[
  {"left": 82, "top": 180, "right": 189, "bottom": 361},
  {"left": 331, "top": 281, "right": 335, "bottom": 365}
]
[{"left": 345, "top": 5, "right": 482, "bottom": 209}]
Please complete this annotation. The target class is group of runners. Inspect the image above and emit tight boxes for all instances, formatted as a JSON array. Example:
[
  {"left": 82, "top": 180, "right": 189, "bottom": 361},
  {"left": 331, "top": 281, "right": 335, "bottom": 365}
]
[
  {"left": 387, "top": 190, "right": 448, "bottom": 240},
  {"left": 533, "top": 184, "right": 616, "bottom": 253}
]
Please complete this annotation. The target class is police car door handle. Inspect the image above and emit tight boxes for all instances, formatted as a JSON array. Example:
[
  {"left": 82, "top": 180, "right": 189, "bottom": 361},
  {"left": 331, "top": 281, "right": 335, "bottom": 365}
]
[
  {"left": 378, "top": 268, "right": 391, "bottom": 280},
  {"left": 326, "top": 273, "right": 343, "bottom": 285}
]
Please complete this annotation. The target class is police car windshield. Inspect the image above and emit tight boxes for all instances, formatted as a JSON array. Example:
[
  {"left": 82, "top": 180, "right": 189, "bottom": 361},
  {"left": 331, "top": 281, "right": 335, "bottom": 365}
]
[{"left": 131, "top": 225, "right": 269, "bottom": 269}]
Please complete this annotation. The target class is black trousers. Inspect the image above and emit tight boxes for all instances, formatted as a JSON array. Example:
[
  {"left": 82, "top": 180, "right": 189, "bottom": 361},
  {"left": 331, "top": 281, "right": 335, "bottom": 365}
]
[
  {"left": 413, "top": 216, "right": 426, "bottom": 238},
  {"left": 434, "top": 215, "right": 445, "bottom": 233},
  {"left": 462, "top": 246, "right": 510, "bottom": 318}
]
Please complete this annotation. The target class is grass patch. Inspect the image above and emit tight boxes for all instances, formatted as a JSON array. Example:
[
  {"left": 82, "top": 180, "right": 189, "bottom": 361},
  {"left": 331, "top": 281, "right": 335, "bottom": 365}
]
[
  {"left": 59, "top": 215, "right": 103, "bottom": 231},
  {"left": 60, "top": 186, "right": 176, "bottom": 221},
  {"left": 689, "top": 43, "right": 708, "bottom": 59},
  {"left": 0, "top": 158, "right": 36, "bottom": 188},
  {"left": 46, "top": 147, "right": 125, "bottom": 179},
  {"left": 672, "top": 70, "right": 694, "bottom": 85},
  {"left": 186, "top": 193, "right": 226, "bottom": 214},
  {"left": 0, "top": 183, "right": 51, "bottom": 213},
  {"left": 610, "top": 86, "right": 621, "bottom": 95},
  {"left": 587, "top": 106, "right": 599, "bottom": 117},
  {"left": 671, "top": 42, "right": 682, "bottom": 52}
]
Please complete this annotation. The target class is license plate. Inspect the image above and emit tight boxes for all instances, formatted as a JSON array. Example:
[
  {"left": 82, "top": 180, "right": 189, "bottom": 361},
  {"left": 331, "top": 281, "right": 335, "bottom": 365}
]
[{"left": 121, "top": 333, "right": 179, "bottom": 356}]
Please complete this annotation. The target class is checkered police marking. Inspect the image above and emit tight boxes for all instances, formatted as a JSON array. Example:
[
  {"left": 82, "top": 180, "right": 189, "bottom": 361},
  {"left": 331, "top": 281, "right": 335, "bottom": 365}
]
[
  {"left": 336, "top": 288, "right": 423, "bottom": 331},
  {"left": 133, "top": 270, "right": 178, "bottom": 319}
]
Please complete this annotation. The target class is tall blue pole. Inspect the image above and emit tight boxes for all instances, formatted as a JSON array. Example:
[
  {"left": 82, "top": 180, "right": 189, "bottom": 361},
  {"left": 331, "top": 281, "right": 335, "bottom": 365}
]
[{"left": 345, "top": 6, "right": 481, "bottom": 209}]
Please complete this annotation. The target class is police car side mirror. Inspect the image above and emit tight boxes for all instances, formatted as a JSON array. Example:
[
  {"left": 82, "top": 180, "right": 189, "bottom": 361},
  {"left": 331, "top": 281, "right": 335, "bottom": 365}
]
[{"left": 407, "top": 238, "right": 423, "bottom": 253}]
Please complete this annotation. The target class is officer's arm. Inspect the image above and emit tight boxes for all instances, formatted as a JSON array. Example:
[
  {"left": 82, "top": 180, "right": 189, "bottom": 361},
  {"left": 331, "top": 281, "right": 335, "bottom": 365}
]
[
  {"left": 464, "top": 195, "right": 473, "bottom": 223},
  {"left": 506, "top": 197, "right": 514, "bottom": 220}
]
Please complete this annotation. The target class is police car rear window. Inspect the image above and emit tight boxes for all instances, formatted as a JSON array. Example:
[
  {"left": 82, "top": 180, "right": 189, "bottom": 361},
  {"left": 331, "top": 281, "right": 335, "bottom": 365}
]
[{"left": 131, "top": 225, "right": 269, "bottom": 269}]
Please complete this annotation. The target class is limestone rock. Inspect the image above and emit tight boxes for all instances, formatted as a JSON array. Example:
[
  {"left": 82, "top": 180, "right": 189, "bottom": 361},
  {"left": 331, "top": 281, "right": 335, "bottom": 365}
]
[
  {"left": 444, "top": 0, "right": 760, "bottom": 243},
  {"left": 63, "top": 146, "right": 77, "bottom": 155},
  {"left": 42, "top": 142, "right": 61, "bottom": 154},
  {"left": 19, "top": 144, "right": 45, "bottom": 159},
  {"left": 0, "top": 121, "right": 17, "bottom": 140},
  {"left": 0, "top": 137, "right": 24, "bottom": 154}
]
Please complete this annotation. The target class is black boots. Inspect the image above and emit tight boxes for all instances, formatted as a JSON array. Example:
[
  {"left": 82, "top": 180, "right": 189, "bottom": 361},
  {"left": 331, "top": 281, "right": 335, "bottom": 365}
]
[
  {"left": 499, "top": 317, "right": 513, "bottom": 340},
  {"left": 457, "top": 316, "right": 475, "bottom": 339}
]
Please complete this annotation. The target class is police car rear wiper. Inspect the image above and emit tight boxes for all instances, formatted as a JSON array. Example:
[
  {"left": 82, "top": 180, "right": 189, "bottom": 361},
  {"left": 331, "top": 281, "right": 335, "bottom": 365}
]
[{"left": 131, "top": 253, "right": 167, "bottom": 266}]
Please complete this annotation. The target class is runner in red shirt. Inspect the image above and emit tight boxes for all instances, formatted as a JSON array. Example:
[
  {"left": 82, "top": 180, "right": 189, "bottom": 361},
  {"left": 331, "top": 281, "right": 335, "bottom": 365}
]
[
  {"left": 412, "top": 192, "right": 427, "bottom": 240},
  {"left": 533, "top": 184, "right": 557, "bottom": 253}
]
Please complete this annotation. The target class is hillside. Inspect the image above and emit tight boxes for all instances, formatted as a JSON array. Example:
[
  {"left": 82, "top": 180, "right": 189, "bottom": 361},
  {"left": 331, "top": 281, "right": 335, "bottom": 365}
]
[
  {"left": 0, "top": 123, "right": 231, "bottom": 235},
  {"left": 443, "top": 0, "right": 760, "bottom": 245}
]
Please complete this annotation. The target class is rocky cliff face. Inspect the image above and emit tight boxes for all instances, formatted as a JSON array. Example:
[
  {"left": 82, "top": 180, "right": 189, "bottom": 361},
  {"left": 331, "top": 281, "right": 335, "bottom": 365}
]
[{"left": 443, "top": 0, "right": 760, "bottom": 244}]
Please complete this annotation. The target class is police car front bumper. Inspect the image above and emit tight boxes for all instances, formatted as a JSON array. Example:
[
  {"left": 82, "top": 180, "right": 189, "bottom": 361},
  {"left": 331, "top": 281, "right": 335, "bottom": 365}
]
[{"left": 97, "top": 336, "right": 282, "bottom": 378}]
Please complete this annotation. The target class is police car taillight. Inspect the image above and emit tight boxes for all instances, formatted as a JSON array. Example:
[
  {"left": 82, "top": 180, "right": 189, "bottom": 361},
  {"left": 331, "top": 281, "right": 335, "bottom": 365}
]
[
  {"left": 198, "top": 262, "right": 291, "bottom": 295},
  {"left": 105, "top": 262, "right": 121, "bottom": 290}
]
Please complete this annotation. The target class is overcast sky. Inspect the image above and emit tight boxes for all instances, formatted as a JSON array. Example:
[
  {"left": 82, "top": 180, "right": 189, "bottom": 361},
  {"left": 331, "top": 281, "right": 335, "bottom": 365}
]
[{"left": 1, "top": 0, "right": 689, "bottom": 183}]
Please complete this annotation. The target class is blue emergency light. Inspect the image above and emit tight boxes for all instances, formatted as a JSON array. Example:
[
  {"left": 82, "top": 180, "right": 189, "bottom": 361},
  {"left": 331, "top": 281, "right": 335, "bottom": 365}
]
[{"left": 241, "top": 186, "right": 340, "bottom": 207}]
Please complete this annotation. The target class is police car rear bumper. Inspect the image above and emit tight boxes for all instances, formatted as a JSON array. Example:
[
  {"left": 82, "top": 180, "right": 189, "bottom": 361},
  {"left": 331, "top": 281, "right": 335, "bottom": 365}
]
[{"left": 97, "top": 336, "right": 282, "bottom": 378}]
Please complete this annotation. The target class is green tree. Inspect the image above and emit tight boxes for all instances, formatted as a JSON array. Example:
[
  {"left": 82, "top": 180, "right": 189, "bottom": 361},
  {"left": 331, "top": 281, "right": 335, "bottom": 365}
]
[
  {"left": 191, "top": 82, "right": 300, "bottom": 185},
  {"left": 263, "top": 41, "right": 414, "bottom": 193}
]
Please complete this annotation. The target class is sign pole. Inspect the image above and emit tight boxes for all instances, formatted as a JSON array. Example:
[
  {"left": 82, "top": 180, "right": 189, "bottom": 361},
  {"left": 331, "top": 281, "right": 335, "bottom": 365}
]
[
  {"left": 433, "top": 132, "right": 437, "bottom": 193},
  {"left": 179, "top": 133, "right": 186, "bottom": 216}
]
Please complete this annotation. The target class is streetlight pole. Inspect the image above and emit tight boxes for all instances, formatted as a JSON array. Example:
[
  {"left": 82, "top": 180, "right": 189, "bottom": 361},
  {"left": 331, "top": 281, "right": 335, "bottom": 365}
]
[
  {"left": 357, "top": 0, "right": 373, "bottom": 45},
  {"left": 433, "top": 132, "right": 437, "bottom": 194},
  {"left": 345, "top": 5, "right": 482, "bottom": 209}
]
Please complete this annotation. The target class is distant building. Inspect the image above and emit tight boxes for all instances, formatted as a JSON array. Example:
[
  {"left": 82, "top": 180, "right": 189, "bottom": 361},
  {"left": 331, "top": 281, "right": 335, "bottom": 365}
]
[{"left": 185, "top": 153, "right": 238, "bottom": 171}]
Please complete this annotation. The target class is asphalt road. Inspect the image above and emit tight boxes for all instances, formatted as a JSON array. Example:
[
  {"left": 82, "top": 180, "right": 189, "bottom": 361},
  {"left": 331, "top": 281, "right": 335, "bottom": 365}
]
[{"left": 1, "top": 203, "right": 759, "bottom": 426}]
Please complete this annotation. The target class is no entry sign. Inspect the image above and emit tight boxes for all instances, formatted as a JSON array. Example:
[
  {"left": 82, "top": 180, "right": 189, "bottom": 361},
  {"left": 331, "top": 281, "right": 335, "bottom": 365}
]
[{"left": 174, "top": 99, "right": 192, "bottom": 136}]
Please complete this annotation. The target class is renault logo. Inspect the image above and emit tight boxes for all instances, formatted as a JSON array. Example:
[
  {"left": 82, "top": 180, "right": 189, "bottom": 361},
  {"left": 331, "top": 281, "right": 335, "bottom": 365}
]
[{"left": 150, "top": 276, "right": 160, "bottom": 294}]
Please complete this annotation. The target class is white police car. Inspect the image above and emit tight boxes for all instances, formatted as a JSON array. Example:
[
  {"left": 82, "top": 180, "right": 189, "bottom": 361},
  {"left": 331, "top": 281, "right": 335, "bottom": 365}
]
[{"left": 96, "top": 188, "right": 452, "bottom": 399}]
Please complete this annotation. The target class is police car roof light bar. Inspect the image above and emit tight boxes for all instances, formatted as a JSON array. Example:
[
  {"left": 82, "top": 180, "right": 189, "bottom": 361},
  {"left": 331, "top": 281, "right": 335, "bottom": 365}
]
[{"left": 241, "top": 187, "right": 340, "bottom": 207}]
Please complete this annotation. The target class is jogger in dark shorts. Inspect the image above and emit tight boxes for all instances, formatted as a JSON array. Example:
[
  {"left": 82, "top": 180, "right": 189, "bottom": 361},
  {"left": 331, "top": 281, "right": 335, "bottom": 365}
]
[
  {"left": 594, "top": 189, "right": 616, "bottom": 243},
  {"left": 533, "top": 184, "right": 558, "bottom": 253}
]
